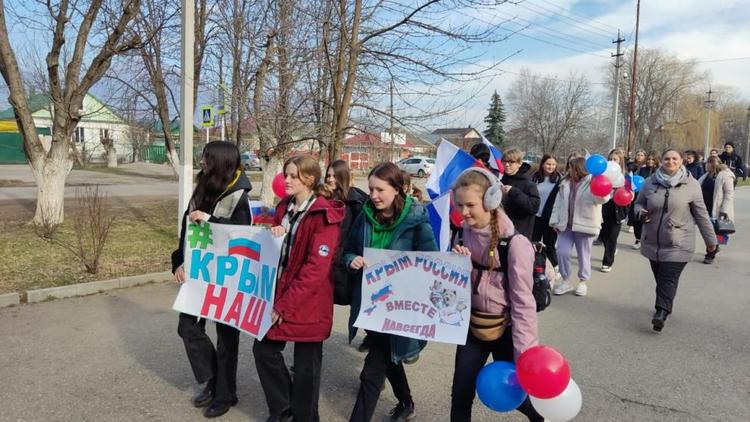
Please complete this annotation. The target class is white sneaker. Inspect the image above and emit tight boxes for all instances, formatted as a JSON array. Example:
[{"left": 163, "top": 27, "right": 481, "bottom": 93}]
[
  {"left": 575, "top": 281, "right": 588, "bottom": 296},
  {"left": 632, "top": 240, "right": 641, "bottom": 250},
  {"left": 601, "top": 265, "right": 611, "bottom": 273},
  {"left": 553, "top": 280, "right": 573, "bottom": 295}
]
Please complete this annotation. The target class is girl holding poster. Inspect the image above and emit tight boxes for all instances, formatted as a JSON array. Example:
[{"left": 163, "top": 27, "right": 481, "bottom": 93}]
[
  {"left": 449, "top": 167, "right": 543, "bottom": 422},
  {"left": 253, "top": 154, "right": 344, "bottom": 422},
  {"left": 344, "top": 162, "right": 438, "bottom": 422},
  {"left": 171, "top": 141, "right": 252, "bottom": 418}
]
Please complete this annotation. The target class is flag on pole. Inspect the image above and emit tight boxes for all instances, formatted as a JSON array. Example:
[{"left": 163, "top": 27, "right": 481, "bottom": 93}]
[
  {"left": 481, "top": 135, "right": 504, "bottom": 173},
  {"left": 426, "top": 139, "right": 484, "bottom": 199},
  {"left": 248, "top": 200, "right": 275, "bottom": 226},
  {"left": 425, "top": 191, "right": 452, "bottom": 252}
]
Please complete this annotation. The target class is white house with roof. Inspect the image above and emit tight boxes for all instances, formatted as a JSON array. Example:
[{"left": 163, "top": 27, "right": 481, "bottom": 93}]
[{"left": 0, "top": 93, "right": 132, "bottom": 163}]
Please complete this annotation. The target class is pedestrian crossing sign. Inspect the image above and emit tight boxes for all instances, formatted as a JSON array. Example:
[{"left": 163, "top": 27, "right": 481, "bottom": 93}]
[{"left": 201, "top": 106, "right": 213, "bottom": 127}]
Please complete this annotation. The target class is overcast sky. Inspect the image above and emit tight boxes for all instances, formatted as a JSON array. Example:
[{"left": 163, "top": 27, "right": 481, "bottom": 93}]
[{"left": 430, "top": 0, "right": 750, "bottom": 130}]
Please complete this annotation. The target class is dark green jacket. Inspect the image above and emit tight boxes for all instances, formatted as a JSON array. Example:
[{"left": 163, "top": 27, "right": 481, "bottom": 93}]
[{"left": 343, "top": 201, "right": 438, "bottom": 364}]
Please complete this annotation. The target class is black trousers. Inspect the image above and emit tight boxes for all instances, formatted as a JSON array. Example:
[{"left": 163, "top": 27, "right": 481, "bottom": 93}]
[
  {"left": 253, "top": 338, "right": 323, "bottom": 422},
  {"left": 450, "top": 329, "right": 543, "bottom": 422},
  {"left": 177, "top": 313, "right": 240, "bottom": 405},
  {"left": 350, "top": 332, "right": 412, "bottom": 422},
  {"left": 633, "top": 219, "right": 644, "bottom": 241},
  {"left": 649, "top": 260, "right": 688, "bottom": 313},
  {"left": 532, "top": 216, "right": 558, "bottom": 267},
  {"left": 600, "top": 220, "right": 621, "bottom": 267}
]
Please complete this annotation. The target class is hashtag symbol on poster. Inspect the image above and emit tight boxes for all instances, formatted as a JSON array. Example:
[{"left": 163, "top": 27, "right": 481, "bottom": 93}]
[{"left": 187, "top": 223, "right": 213, "bottom": 249}]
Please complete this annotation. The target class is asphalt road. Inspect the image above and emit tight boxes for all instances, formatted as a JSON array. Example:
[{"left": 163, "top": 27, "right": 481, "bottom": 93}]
[{"left": 1, "top": 189, "right": 749, "bottom": 422}]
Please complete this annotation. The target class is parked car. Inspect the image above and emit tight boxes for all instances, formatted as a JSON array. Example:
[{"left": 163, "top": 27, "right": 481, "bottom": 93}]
[
  {"left": 241, "top": 152, "right": 261, "bottom": 170},
  {"left": 397, "top": 156, "right": 435, "bottom": 178}
]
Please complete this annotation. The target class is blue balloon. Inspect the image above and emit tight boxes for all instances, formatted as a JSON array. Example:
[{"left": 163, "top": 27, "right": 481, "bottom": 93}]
[
  {"left": 631, "top": 175, "right": 645, "bottom": 192},
  {"left": 585, "top": 155, "right": 607, "bottom": 176},
  {"left": 476, "top": 361, "right": 528, "bottom": 412}
]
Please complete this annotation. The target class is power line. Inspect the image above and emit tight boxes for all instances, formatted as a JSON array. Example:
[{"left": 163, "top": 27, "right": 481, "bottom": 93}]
[
  {"left": 496, "top": 68, "right": 609, "bottom": 85},
  {"left": 530, "top": 0, "right": 621, "bottom": 33},
  {"left": 694, "top": 56, "right": 750, "bottom": 63},
  {"left": 456, "top": 9, "right": 611, "bottom": 59},
  {"left": 512, "top": 0, "right": 614, "bottom": 40},
  {"left": 489, "top": 10, "right": 608, "bottom": 51}
]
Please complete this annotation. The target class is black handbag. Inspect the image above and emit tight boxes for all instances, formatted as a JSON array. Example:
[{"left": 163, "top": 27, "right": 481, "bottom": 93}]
[{"left": 713, "top": 216, "right": 736, "bottom": 235}]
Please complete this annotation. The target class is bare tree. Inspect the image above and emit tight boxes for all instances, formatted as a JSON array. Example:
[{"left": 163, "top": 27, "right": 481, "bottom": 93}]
[
  {"left": 506, "top": 69, "right": 594, "bottom": 155},
  {"left": 0, "top": 0, "right": 142, "bottom": 226},
  {"left": 611, "top": 49, "right": 704, "bottom": 152}
]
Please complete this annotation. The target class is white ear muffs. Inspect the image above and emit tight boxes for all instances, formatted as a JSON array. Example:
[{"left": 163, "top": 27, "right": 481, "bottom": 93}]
[{"left": 457, "top": 167, "right": 503, "bottom": 210}]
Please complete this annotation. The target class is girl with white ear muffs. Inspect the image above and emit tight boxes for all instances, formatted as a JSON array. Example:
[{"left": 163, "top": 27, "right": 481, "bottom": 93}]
[{"left": 449, "top": 167, "right": 543, "bottom": 422}]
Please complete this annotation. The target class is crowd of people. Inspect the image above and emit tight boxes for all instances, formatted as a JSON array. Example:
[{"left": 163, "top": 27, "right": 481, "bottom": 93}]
[{"left": 170, "top": 140, "right": 740, "bottom": 421}]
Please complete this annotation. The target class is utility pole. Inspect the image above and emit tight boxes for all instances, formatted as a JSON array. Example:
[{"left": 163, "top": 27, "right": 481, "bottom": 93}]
[
  {"left": 626, "top": 0, "right": 641, "bottom": 155},
  {"left": 178, "top": 0, "right": 195, "bottom": 232},
  {"left": 745, "top": 105, "right": 750, "bottom": 166},
  {"left": 390, "top": 78, "right": 395, "bottom": 162},
  {"left": 610, "top": 30, "right": 625, "bottom": 151},
  {"left": 219, "top": 55, "right": 226, "bottom": 142},
  {"left": 703, "top": 88, "right": 715, "bottom": 159}
]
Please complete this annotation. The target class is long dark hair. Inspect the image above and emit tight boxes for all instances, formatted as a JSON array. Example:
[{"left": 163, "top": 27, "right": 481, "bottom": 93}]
[
  {"left": 327, "top": 159, "right": 351, "bottom": 201},
  {"left": 368, "top": 162, "right": 406, "bottom": 225},
  {"left": 192, "top": 141, "right": 241, "bottom": 212},
  {"left": 533, "top": 154, "right": 560, "bottom": 183}
]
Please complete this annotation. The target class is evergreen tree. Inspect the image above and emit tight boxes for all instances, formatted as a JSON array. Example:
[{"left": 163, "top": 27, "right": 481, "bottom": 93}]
[{"left": 483, "top": 91, "right": 506, "bottom": 147}]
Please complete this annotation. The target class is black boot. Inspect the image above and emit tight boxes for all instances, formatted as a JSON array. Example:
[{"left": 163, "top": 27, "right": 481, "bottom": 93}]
[
  {"left": 192, "top": 382, "right": 214, "bottom": 408},
  {"left": 651, "top": 309, "right": 668, "bottom": 332},
  {"left": 203, "top": 398, "right": 238, "bottom": 418}
]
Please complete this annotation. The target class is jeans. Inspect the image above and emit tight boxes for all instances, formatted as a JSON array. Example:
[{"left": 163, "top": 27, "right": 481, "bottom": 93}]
[
  {"left": 350, "top": 332, "right": 412, "bottom": 422},
  {"left": 556, "top": 230, "right": 594, "bottom": 281},
  {"left": 532, "top": 216, "right": 558, "bottom": 267},
  {"left": 600, "top": 220, "right": 621, "bottom": 267},
  {"left": 253, "top": 338, "right": 323, "bottom": 422},
  {"left": 649, "top": 260, "right": 688, "bottom": 313},
  {"left": 177, "top": 313, "right": 239, "bottom": 405},
  {"left": 450, "top": 329, "right": 543, "bottom": 422}
]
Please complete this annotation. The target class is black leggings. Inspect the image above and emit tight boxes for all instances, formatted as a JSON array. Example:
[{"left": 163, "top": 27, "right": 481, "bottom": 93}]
[{"left": 532, "top": 216, "right": 558, "bottom": 267}]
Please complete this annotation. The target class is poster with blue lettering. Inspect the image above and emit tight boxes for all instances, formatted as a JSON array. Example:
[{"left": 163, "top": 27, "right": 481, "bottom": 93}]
[
  {"left": 173, "top": 222, "right": 283, "bottom": 339},
  {"left": 354, "top": 248, "right": 472, "bottom": 345}
]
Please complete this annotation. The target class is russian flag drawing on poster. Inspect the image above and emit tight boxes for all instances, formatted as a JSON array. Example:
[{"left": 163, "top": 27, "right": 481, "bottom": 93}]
[
  {"left": 426, "top": 139, "right": 483, "bottom": 199},
  {"left": 426, "top": 192, "right": 451, "bottom": 251},
  {"left": 248, "top": 200, "right": 275, "bottom": 226},
  {"left": 228, "top": 238, "right": 261, "bottom": 261},
  {"left": 481, "top": 135, "right": 503, "bottom": 174}
]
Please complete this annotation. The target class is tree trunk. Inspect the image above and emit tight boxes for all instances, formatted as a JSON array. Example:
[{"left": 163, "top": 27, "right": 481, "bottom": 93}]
[
  {"left": 260, "top": 155, "right": 283, "bottom": 205},
  {"left": 101, "top": 138, "right": 118, "bottom": 168},
  {"left": 30, "top": 156, "right": 72, "bottom": 226}
]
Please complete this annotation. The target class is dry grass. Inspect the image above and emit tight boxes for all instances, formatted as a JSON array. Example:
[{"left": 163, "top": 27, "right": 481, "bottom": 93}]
[{"left": 0, "top": 199, "right": 178, "bottom": 294}]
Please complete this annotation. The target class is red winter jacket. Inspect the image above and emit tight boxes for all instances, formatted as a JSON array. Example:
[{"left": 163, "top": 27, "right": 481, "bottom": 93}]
[{"left": 266, "top": 195, "right": 345, "bottom": 342}]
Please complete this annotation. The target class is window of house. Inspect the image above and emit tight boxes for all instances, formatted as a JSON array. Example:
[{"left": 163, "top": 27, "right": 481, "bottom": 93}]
[
  {"left": 100, "top": 128, "right": 110, "bottom": 140},
  {"left": 73, "top": 127, "right": 85, "bottom": 143}
]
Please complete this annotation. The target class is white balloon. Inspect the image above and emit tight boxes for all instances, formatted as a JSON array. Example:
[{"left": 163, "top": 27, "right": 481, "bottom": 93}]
[
  {"left": 612, "top": 173, "right": 626, "bottom": 188},
  {"left": 604, "top": 161, "right": 622, "bottom": 183},
  {"left": 530, "top": 378, "right": 582, "bottom": 422}
]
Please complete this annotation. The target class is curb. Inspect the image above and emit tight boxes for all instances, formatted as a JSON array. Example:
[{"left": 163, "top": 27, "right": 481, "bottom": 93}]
[
  {"left": 0, "top": 292, "right": 20, "bottom": 308},
  {"left": 23, "top": 271, "right": 172, "bottom": 305}
]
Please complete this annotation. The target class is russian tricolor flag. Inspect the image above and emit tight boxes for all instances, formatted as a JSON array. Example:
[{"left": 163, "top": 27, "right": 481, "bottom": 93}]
[
  {"left": 426, "top": 139, "right": 484, "bottom": 199},
  {"left": 481, "top": 135, "right": 503, "bottom": 174},
  {"left": 426, "top": 192, "right": 451, "bottom": 251},
  {"left": 248, "top": 200, "right": 275, "bottom": 226},
  {"left": 228, "top": 238, "right": 261, "bottom": 261}
]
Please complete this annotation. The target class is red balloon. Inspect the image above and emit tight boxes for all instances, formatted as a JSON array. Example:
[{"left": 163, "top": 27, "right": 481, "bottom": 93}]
[
  {"left": 517, "top": 345, "right": 571, "bottom": 399},
  {"left": 613, "top": 188, "right": 634, "bottom": 206},
  {"left": 272, "top": 172, "right": 286, "bottom": 198},
  {"left": 590, "top": 175, "right": 613, "bottom": 197}
]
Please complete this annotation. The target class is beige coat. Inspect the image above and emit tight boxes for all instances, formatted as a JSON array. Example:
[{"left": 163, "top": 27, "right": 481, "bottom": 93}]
[
  {"left": 549, "top": 174, "right": 610, "bottom": 236},
  {"left": 698, "top": 169, "right": 735, "bottom": 221},
  {"left": 634, "top": 171, "right": 717, "bottom": 263}
]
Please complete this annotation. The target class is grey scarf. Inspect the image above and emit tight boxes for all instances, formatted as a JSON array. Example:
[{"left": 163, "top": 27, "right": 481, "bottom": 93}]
[{"left": 654, "top": 165, "right": 687, "bottom": 188}]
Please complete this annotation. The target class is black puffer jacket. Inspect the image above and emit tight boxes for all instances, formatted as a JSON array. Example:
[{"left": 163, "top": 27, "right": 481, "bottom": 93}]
[
  {"left": 332, "top": 187, "right": 368, "bottom": 305},
  {"left": 171, "top": 171, "right": 253, "bottom": 273},
  {"left": 501, "top": 169, "right": 541, "bottom": 239},
  {"left": 531, "top": 171, "right": 562, "bottom": 224}
]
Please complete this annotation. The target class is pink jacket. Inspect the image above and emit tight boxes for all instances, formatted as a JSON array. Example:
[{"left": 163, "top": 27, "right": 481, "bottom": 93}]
[{"left": 460, "top": 212, "right": 539, "bottom": 358}]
